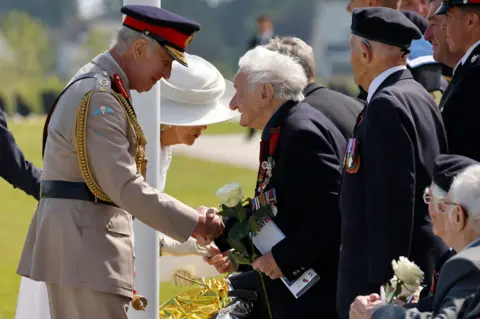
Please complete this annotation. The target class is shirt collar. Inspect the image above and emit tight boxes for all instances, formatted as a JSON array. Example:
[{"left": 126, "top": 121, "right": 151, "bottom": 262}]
[
  {"left": 366, "top": 65, "right": 407, "bottom": 103},
  {"left": 453, "top": 39, "right": 480, "bottom": 75},
  {"left": 463, "top": 237, "right": 480, "bottom": 250},
  {"left": 261, "top": 100, "right": 295, "bottom": 140},
  {"left": 92, "top": 51, "right": 131, "bottom": 92}
]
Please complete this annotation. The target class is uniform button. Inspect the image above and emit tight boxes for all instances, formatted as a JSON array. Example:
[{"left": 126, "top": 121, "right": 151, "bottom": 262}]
[
  {"left": 102, "top": 71, "right": 108, "bottom": 76},
  {"left": 301, "top": 267, "right": 305, "bottom": 271}
]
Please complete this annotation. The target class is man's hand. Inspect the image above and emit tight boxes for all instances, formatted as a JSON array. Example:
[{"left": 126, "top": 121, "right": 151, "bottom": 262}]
[
  {"left": 192, "top": 206, "right": 224, "bottom": 245},
  {"left": 349, "top": 294, "right": 385, "bottom": 319},
  {"left": 203, "top": 245, "right": 235, "bottom": 274},
  {"left": 252, "top": 251, "right": 283, "bottom": 279}
]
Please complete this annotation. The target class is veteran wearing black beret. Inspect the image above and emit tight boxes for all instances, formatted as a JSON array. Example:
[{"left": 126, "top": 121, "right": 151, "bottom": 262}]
[
  {"left": 16, "top": 5, "right": 226, "bottom": 319},
  {"left": 337, "top": 7, "right": 449, "bottom": 319},
  {"left": 434, "top": 0, "right": 480, "bottom": 163}
]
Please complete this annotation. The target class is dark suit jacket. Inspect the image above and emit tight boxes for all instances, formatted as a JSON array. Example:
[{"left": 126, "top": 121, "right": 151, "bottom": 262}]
[
  {"left": 337, "top": 69, "right": 449, "bottom": 319},
  {"left": 372, "top": 240, "right": 480, "bottom": 319},
  {"left": 0, "top": 109, "right": 41, "bottom": 199},
  {"left": 304, "top": 83, "right": 363, "bottom": 141},
  {"left": 217, "top": 100, "right": 346, "bottom": 319},
  {"left": 440, "top": 44, "right": 480, "bottom": 162},
  {"left": 460, "top": 285, "right": 480, "bottom": 319}
]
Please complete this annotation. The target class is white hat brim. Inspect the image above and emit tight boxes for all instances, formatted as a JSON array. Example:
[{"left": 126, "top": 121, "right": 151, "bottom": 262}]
[{"left": 159, "top": 79, "right": 239, "bottom": 126}]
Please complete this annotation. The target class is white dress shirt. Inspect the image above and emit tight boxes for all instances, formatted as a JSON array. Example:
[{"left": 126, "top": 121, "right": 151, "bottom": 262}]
[{"left": 367, "top": 65, "right": 407, "bottom": 103}]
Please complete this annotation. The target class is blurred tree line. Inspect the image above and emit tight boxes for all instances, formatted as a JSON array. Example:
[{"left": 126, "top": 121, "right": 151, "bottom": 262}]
[{"left": 0, "top": 0, "right": 356, "bottom": 115}]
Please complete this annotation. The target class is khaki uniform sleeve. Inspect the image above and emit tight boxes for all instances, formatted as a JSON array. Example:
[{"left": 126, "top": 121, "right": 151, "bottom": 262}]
[{"left": 83, "top": 91, "right": 198, "bottom": 242}]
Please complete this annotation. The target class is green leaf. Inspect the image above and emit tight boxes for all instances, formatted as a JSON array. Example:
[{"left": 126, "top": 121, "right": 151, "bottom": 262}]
[
  {"left": 248, "top": 216, "right": 259, "bottom": 234},
  {"left": 228, "top": 220, "right": 250, "bottom": 240},
  {"left": 226, "top": 238, "right": 247, "bottom": 253},
  {"left": 218, "top": 209, "right": 237, "bottom": 218},
  {"left": 237, "top": 205, "right": 247, "bottom": 222}
]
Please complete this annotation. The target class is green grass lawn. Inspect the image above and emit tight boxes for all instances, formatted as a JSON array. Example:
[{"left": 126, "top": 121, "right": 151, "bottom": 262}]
[{"left": 0, "top": 119, "right": 256, "bottom": 319}]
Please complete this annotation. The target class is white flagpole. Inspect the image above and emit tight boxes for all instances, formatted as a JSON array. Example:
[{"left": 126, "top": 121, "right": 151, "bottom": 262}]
[{"left": 122, "top": 0, "right": 161, "bottom": 318}]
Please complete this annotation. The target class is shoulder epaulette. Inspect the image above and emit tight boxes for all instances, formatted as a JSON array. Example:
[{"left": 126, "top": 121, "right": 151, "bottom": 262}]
[{"left": 93, "top": 71, "right": 112, "bottom": 94}]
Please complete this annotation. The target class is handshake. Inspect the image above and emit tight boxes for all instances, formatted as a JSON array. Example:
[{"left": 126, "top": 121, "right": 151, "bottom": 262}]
[{"left": 191, "top": 206, "right": 224, "bottom": 246}]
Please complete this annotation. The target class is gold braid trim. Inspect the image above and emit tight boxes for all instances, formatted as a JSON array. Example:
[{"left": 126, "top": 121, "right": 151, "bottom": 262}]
[{"left": 74, "top": 90, "right": 148, "bottom": 203}]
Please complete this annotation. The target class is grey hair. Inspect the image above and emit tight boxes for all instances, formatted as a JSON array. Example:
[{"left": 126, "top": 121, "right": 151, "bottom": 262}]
[
  {"left": 449, "top": 164, "right": 480, "bottom": 233},
  {"left": 238, "top": 46, "right": 307, "bottom": 101},
  {"left": 111, "top": 26, "right": 160, "bottom": 55},
  {"left": 264, "top": 36, "right": 316, "bottom": 79}
]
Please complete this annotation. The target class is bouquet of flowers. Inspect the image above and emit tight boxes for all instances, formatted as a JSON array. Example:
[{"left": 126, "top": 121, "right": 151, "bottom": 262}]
[
  {"left": 215, "top": 183, "right": 275, "bottom": 269},
  {"left": 383, "top": 256, "right": 425, "bottom": 304}
]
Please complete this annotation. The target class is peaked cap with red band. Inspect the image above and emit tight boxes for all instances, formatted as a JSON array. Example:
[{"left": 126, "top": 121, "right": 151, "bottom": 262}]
[{"left": 121, "top": 5, "right": 201, "bottom": 67}]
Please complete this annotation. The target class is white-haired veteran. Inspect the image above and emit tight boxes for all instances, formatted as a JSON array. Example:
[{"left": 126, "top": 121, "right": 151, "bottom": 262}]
[
  {"left": 14, "top": 23, "right": 237, "bottom": 319},
  {"left": 350, "top": 154, "right": 480, "bottom": 319},
  {"left": 157, "top": 53, "right": 239, "bottom": 285}
]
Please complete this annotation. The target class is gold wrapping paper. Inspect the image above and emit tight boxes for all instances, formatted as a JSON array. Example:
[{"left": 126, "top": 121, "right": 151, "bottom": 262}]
[{"left": 159, "top": 277, "right": 231, "bottom": 319}]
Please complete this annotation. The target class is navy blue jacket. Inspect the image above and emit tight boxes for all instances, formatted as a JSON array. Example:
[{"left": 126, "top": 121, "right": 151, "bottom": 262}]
[
  {"left": 218, "top": 100, "right": 346, "bottom": 319},
  {"left": 337, "top": 69, "right": 449, "bottom": 319},
  {"left": 0, "top": 109, "right": 41, "bottom": 199}
]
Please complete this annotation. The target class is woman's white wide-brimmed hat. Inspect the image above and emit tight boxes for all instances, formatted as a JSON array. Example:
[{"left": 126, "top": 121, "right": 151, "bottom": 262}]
[{"left": 159, "top": 53, "right": 239, "bottom": 126}]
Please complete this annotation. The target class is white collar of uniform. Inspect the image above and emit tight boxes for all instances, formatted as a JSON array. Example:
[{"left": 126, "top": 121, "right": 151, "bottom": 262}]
[
  {"left": 453, "top": 39, "right": 480, "bottom": 75},
  {"left": 367, "top": 65, "right": 407, "bottom": 103}
]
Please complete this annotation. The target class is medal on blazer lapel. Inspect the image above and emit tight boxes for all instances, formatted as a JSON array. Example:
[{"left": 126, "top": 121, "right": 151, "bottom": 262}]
[
  {"left": 344, "top": 110, "right": 364, "bottom": 174},
  {"left": 257, "top": 127, "right": 280, "bottom": 194}
]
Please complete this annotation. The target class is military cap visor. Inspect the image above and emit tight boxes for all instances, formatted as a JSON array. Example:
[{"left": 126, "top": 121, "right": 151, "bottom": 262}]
[
  {"left": 351, "top": 7, "right": 422, "bottom": 49},
  {"left": 435, "top": 0, "right": 480, "bottom": 15},
  {"left": 121, "top": 5, "right": 201, "bottom": 66}
]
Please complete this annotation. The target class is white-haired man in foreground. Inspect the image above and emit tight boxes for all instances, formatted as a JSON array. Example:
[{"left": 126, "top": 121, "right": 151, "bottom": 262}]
[{"left": 205, "top": 45, "right": 346, "bottom": 318}]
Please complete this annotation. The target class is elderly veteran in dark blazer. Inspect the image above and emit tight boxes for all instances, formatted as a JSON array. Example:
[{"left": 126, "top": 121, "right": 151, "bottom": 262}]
[
  {"left": 350, "top": 160, "right": 480, "bottom": 319},
  {"left": 264, "top": 36, "right": 363, "bottom": 141},
  {"left": 337, "top": 8, "right": 449, "bottom": 319},
  {"left": 206, "top": 45, "right": 346, "bottom": 319},
  {"left": 350, "top": 154, "right": 477, "bottom": 318}
]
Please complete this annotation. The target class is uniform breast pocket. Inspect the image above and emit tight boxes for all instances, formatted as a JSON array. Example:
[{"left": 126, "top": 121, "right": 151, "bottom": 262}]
[{"left": 78, "top": 209, "right": 134, "bottom": 290}]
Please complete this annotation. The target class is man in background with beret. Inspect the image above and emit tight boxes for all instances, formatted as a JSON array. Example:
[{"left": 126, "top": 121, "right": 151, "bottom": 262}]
[
  {"left": 337, "top": 7, "right": 449, "bottom": 318},
  {"left": 17, "top": 5, "right": 224, "bottom": 319},
  {"left": 346, "top": 0, "right": 446, "bottom": 101},
  {"left": 434, "top": 0, "right": 480, "bottom": 162}
]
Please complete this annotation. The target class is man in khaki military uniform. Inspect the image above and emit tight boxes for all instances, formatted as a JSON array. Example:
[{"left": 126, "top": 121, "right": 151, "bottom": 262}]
[{"left": 16, "top": 5, "right": 224, "bottom": 319}]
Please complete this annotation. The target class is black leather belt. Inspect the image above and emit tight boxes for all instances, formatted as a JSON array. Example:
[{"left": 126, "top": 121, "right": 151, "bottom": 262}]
[{"left": 40, "top": 181, "right": 118, "bottom": 207}]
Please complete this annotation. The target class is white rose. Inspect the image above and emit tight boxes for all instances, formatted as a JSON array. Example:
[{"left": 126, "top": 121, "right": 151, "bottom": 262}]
[
  {"left": 216, "top": 183, "right": 243, "bottom": 208},
  {"left": 392, "top": 256, "right": 424, "bottom": 288}
]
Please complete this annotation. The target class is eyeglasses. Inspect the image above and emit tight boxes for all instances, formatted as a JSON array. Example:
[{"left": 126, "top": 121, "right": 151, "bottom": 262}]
[{"left": 423, "top": 188, "right": 462, "bottom": 213}]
